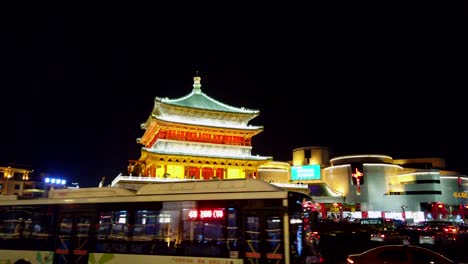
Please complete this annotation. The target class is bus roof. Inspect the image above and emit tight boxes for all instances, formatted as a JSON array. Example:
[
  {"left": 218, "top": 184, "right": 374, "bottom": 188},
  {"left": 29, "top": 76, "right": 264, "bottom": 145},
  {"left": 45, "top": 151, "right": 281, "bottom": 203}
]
[
  {"left": 0, "top": 179, "right": 301, "bottom": 206},
  {"left": 136, "top": 178, "right": 282, "bottom": 195}
]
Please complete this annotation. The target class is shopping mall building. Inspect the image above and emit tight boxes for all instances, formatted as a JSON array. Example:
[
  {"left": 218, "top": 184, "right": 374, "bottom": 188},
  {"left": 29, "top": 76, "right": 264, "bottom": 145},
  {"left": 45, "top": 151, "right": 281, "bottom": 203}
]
[{"left": 258, "top": 146, "right": 468, "bottom": 223}]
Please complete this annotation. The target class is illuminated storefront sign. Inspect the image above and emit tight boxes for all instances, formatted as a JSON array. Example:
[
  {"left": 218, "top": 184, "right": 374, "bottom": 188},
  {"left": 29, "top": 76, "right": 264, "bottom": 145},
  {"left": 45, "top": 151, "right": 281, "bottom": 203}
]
[
  {"left": 187, "top": 209, "right": 225, "bottom": 220},
  {"left": 453, "top": 192, "right": 468, "bottom": 198},
  {"left": 352, "top": 168, "right": 363, "bottom": 195},
  {"left": 291, "top": 165, "right": 321, "bottom": 181},
  {"left": 351, "top": 163, "right": 364, "bottom": 195}
]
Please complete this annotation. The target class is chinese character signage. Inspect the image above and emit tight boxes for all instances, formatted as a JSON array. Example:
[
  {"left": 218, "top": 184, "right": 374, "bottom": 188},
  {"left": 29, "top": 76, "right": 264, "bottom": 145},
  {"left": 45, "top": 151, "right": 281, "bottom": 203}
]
[
  {"left": 291, "top": 165, "right": 321, "bottom": 181},
  {"left": 187, "top": 209, "right": 225, "bottom": 220}
]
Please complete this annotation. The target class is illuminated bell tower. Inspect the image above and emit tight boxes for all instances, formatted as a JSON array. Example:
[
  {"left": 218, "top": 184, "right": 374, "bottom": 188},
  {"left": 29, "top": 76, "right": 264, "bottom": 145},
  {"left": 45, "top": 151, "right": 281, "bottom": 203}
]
[{"left": 128, "top": 75, "right": 271, "bottom": 181}]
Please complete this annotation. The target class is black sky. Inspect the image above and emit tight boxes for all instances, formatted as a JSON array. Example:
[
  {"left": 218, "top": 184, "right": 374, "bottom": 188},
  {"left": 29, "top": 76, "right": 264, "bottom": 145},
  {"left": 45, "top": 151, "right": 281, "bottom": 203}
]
[{"left": 1, "top": 2, "right": 467, "bottom": 187}]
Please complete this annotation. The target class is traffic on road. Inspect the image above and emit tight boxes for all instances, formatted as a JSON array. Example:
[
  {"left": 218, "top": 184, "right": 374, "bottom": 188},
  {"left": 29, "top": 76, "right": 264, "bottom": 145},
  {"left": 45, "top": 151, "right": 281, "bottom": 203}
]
[{"left": 311, "top": 218, "right": 468, "bottom": 264}]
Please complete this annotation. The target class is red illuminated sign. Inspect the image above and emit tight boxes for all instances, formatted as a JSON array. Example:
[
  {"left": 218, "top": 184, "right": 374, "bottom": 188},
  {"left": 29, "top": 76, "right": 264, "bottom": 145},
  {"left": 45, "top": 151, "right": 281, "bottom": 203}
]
[
  {"left": 352, "top": 168, "right": 364, "bottom": 195},
  {"left": 188, "top": 210, "right": 198, "bottom": 218},
  {"left": 187, "top": 209, "right": 224, "bottom": 220}
]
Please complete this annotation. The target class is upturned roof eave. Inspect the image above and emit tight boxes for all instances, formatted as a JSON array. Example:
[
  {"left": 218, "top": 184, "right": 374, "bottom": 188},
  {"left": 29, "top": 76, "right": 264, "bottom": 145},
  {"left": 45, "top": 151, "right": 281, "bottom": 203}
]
[{"left": 154, "top": 91, "right": 259, "bottom": 115}]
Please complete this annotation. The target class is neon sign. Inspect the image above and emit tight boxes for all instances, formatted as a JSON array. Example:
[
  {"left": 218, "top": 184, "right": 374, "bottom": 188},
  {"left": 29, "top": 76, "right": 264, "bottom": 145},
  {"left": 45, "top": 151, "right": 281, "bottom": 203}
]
[
  {"left": 187, "top": 209, "right": 225, "bottom": 220},
  {"left": 352, "top": 168, "right": 363, "bottom": 195},
  {"left": 453, "top": 192, "right": 468, "bottom": 198}
]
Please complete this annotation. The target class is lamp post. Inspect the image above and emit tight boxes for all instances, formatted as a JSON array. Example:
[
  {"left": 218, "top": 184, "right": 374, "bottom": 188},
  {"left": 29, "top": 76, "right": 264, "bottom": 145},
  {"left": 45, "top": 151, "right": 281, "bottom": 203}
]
[
  {"left": 3, "top": 168, "right": 14, "bottom": 195},
  {"left": 401, "top": 205, "right": 407, "bottom": 222}
]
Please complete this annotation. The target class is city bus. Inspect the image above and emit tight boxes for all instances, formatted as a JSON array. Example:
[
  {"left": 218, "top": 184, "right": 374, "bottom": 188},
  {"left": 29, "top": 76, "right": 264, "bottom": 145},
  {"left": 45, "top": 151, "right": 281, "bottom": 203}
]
[{"left": 0, "top": 178, "right": 318, "bottom": 264}]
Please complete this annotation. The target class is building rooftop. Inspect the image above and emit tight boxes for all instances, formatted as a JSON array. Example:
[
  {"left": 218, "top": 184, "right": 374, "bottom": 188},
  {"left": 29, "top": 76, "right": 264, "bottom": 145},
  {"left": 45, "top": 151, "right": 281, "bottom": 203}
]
[{"left": 156, "top": 76, "right": 259, "bottom": 114}]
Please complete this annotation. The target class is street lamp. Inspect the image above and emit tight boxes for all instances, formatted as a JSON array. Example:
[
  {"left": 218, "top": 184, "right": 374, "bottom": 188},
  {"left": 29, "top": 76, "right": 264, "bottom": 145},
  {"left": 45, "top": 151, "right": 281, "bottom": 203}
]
[
  {"left": 3, "top": 168, "right": 14, "bottom": 194},
  {"left": 401, "top": 205, "right": 407, "bottom": 221}
]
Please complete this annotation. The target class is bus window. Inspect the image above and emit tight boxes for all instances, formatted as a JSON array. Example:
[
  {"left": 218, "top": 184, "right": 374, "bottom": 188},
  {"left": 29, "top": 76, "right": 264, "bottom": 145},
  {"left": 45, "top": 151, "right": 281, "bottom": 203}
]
[
  {"left": 0, "top": 205, "right": 56, "bottom": 251},
  {"left": 178, "top": 206, "right": 229, "bottom": 257},
  {"left": 96, "top": 223, "right": 111, "bottom": 239},
  {"left": 59, "top": 218, "right": 73, "bottom": 236},
  {"left": 245, "top": 216, "right": 261, "bottom": 260},
  {"left": 109, "top": 223, "right": 128, "bottom": 240},
  {"left": 227, "top": 207, "right": 239, "bottom": 252},
  {"left": 77, "top": 223, "right": 90, "bottom": 237},
  {"left": 266, "top": 216, "right": 283, "bottom": 260}
]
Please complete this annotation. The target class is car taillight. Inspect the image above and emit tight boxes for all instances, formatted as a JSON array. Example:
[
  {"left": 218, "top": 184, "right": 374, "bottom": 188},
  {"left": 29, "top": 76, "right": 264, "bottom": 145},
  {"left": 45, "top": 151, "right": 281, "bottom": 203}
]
[
  {"left": 443, "top": 227, "right": 458, "bottom": 234},
  {"left": 312, "top": 231, "right": 320, "bottom": 239}
]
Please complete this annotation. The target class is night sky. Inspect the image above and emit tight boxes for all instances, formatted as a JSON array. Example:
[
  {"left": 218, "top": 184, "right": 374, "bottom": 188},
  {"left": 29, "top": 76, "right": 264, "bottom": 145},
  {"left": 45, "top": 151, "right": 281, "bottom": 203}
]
[{"left": 1, "top": 2, "right": 466, "bottom": 187}]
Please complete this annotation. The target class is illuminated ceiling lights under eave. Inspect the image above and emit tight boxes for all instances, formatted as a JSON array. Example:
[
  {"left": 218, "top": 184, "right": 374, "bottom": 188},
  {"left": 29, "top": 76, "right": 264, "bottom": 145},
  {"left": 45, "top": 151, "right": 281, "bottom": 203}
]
[
  {"left": 153, "top": 115, "right": 263, "bottom": 130},
  {"left": 330, "top": 154, "right": 393, "bottom": 162}
]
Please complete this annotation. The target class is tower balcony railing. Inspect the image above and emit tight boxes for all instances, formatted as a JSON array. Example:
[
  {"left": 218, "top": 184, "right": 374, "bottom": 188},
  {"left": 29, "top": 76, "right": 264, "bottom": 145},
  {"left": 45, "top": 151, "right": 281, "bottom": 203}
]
[{"left": 111, "top": 173, "right": 203, "bottom": 187}]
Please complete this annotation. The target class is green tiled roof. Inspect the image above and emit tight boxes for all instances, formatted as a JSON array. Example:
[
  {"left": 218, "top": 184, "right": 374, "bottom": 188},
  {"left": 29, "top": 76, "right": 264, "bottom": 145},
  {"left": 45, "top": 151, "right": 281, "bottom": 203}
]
[{"left": 156, "top": 76, "right": 259, "bottom": 114}]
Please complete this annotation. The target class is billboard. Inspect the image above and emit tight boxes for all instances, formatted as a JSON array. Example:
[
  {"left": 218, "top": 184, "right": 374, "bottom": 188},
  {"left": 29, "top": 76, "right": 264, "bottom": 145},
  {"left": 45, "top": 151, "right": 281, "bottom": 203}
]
[{"left": 291, "top": 165, "right": 321, "bottom": 181}]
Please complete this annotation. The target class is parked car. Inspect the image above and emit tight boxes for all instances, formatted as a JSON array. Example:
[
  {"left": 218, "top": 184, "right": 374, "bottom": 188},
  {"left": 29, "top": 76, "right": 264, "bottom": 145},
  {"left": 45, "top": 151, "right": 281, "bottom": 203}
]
[{"left": 346, "top": 244, "right": 457, "bottom": 264}]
